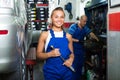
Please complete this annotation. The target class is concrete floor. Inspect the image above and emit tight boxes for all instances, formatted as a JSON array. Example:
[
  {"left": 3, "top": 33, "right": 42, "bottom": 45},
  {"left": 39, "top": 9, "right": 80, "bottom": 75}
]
[
  {"left": 28, "top": 61, "right": 44, "bottom": 80},
  {"left": 26, "top": 46, "right": 44, "bottom": 80}
]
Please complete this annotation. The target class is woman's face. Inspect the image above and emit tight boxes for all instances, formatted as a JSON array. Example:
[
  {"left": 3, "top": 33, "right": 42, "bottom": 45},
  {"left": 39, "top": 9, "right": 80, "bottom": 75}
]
[{"left": 51, "top": 10, "right": 65, "bottom": 28}]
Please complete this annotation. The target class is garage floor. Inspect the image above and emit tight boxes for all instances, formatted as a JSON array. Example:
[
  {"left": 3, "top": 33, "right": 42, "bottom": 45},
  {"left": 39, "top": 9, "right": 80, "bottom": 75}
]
[
  {"left": 28, "top": 61, "right": 44, "bottom": 80},
  {"left": 26, "top": 46, "right": 44, "bottom": 80}
]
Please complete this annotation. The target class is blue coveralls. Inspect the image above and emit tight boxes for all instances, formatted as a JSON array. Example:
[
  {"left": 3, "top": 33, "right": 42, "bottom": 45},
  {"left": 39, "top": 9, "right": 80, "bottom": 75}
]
[
  {"left": 68, "top": 23, "right": 91, "bottom": 80},
  {"left": 43, "top": 29, "right": 73, "bottom": 80}
]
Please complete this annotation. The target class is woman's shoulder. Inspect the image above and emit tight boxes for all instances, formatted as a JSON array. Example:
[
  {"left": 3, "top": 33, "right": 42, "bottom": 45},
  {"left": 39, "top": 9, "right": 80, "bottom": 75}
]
[
  {"left": 66, "top": 32, "right": 72, "bottom": 39},
  {"left": 41, "top": 30, "right": 48, "bottom": 35},
  {"left": 40, "top": 31, "right": 49, "bottom": 39}
]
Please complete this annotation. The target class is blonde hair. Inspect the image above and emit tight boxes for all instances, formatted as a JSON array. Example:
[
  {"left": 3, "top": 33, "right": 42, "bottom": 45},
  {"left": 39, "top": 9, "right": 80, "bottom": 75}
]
[{"left": 51, "top": 7, "right": 65, "bottom": 18}]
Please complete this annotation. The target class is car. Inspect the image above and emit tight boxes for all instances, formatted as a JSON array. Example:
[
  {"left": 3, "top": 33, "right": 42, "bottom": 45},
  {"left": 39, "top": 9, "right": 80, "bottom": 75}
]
[{"left": 0, "top": 0, "right": 33, "bottom": 80}]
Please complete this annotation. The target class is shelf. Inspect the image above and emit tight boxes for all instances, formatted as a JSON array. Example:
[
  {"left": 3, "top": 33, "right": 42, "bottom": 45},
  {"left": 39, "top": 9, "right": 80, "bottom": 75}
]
[
  {"left": 31, "top": 20, "right": 47, "bottom": 22},
  {"left": 36, "top": 4, "right": 48, "bottom": 7}
]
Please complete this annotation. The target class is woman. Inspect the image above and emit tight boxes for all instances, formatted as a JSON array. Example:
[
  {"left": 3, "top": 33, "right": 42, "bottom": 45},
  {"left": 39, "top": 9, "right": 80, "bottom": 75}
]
[{"left": 37, "top": 7, "right": 74, "bottom": 80}]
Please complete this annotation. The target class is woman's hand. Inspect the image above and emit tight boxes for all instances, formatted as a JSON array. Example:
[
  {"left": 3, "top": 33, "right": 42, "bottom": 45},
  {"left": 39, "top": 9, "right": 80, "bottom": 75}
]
[
  {"left": 47, "top": 49, "right": 61, "bottom": 57},
  {"left": 63, "top": 58, "right": 73, "bottom": 67}
]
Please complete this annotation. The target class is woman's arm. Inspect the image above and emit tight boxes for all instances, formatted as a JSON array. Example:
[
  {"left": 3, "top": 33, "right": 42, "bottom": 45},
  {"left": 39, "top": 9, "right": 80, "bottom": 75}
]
[
  {"left": 36, "top": 31, "right": 49, "bottom": 60},
  {"left": 63, "top": 33, "right": 74, "bottom": 67},
  {"left": 36, "top": 31, "right": 60, "bottom": 60}
]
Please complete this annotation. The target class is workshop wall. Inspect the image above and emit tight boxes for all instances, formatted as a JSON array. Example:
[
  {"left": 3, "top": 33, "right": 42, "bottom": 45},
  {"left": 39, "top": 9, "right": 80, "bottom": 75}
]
[
  {"left": 48, "top": 0, "right": 77, "bottom": 22},
  {"left": 107, "top": 0, "right": 120, "bottom": 80},
  {"left": 48, "top": 0, "right": 91, "bottom": 28}
]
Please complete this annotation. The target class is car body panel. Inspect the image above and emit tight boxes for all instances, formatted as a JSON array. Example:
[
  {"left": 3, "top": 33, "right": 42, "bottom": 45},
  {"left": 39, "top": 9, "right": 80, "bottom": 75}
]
[{"left": 0, "top": 0, "right": 33, "bottom": 74}]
